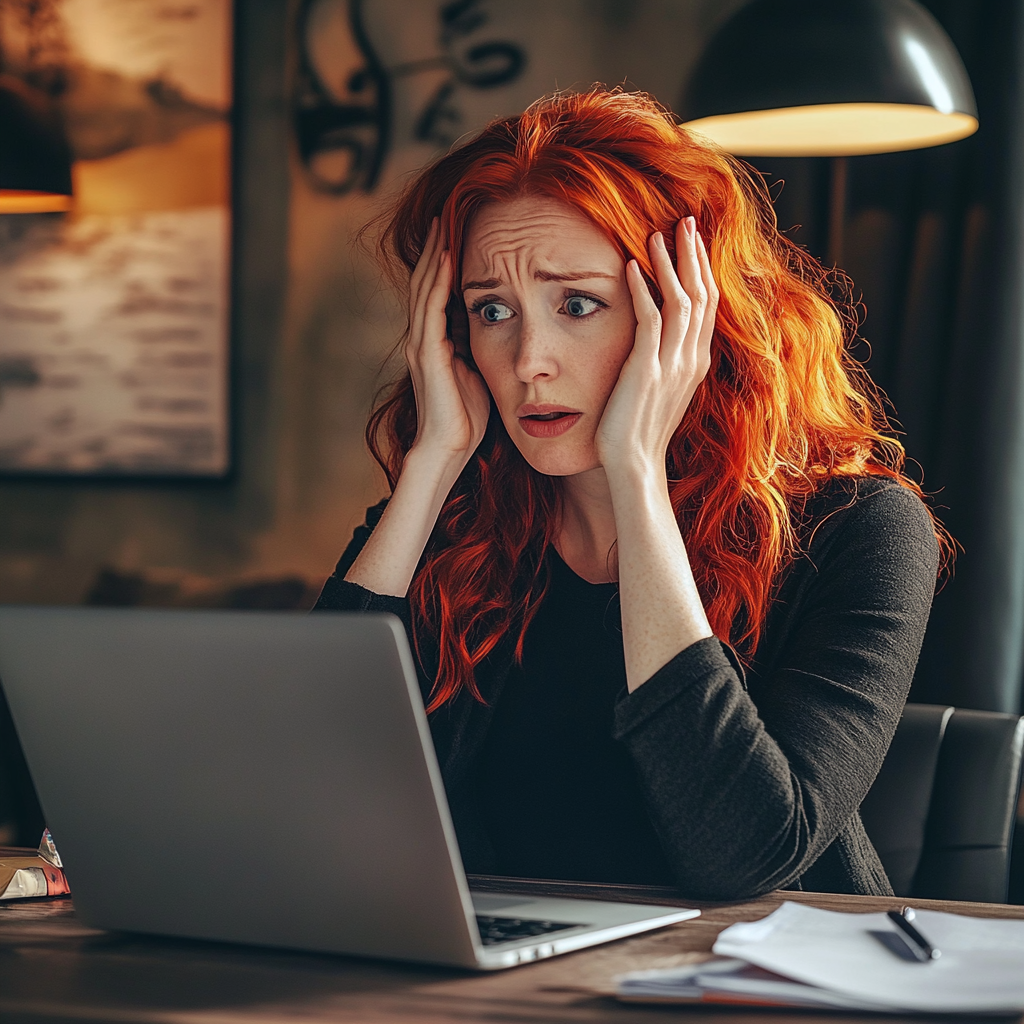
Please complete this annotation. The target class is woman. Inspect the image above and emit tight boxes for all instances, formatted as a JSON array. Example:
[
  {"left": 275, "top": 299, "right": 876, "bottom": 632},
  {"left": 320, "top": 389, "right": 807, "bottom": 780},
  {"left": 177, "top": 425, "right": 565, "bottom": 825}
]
[{"left": 314, "top": 88, "right": 947, "bottom": 900}]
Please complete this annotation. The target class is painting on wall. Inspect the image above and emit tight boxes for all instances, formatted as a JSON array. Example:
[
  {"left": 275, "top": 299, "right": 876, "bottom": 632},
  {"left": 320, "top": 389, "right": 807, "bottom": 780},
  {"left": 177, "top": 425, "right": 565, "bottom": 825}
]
[{"left": 0, "top": 0, "right": 232, "bottom": 477}]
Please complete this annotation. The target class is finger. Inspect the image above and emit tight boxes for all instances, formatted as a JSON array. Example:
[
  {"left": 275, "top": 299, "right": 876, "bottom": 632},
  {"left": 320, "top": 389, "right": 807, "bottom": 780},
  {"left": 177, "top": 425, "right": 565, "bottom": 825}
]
[
  {"left": 408, "top": 228, "right": 445, "bottom": 357},
  {"left": 695, "top": 230, "right": 720, "bottom": 310},
  {"left": 410, "top": 217, "right": 439, "bottom": 300},
  {"left": 694, "top": 232, "right": 718, "bottom": 362},
  {"left": 414, "top": 251, "right": 455, "bottom": 379},
  {"left": 409, "top": 219, "right": 442, "bottom": 331},
  {"left": 649, "top": 231, "right": 688, "bottom": 353},
  {"left": 422, "top": 250, "right": 453, "bottom": 347},
  {"left": 406, "top": 254, "right": 452, "bottom": 424},
  {"left": 675, "top": 217, "right": 707, "bottom": 318},
  {"left": 625, "top": 258, "right": 662, "bottom": 357}
]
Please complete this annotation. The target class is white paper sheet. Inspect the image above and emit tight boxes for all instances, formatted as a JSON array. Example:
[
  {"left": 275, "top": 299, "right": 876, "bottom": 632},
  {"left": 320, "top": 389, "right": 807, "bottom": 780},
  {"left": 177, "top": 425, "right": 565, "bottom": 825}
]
[
  {"left": 712, "top": 901, "right": 1024, "bottom": 1014},
  {"left": 617, "top": 957, "right": 892, "bottom": 1010}
]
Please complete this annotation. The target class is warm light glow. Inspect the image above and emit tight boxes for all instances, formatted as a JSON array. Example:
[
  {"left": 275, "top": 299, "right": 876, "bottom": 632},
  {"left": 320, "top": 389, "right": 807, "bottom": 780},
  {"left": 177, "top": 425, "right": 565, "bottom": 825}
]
[
  {"left": 682, "top": 103, "right": 978, "bottom": 156},
  {"left": 0, "top": 190, "right": 73, "bottom": 213}
]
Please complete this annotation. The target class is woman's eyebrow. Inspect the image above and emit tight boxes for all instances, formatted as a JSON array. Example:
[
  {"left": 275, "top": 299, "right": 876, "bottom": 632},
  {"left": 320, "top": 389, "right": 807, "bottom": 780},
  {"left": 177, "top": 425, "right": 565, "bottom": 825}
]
[
  {"left": 462, "top": 269, "right": 616, "bottom": 291},
  {"left": 535, "top": 269, "right": 617, "bottom": 283}
]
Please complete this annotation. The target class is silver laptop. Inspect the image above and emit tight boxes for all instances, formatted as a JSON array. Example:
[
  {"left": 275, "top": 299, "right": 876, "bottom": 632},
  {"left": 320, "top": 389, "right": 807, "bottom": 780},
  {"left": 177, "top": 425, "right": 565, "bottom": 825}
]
[{"left": 0, "top": 606, "right": 698, "bottom": 969}]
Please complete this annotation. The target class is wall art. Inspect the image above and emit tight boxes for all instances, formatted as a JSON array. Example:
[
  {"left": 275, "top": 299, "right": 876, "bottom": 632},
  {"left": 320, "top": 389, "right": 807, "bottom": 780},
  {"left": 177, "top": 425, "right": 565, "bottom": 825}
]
[{"left": 0, "top": 0, "right": 232, "bottom": 476}]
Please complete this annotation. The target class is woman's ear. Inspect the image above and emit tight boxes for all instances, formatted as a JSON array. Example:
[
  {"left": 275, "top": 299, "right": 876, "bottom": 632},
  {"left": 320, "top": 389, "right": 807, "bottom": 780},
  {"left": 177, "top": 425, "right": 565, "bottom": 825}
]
[{"left": 446, "top": 292, "right": 475, "bottom": 366}]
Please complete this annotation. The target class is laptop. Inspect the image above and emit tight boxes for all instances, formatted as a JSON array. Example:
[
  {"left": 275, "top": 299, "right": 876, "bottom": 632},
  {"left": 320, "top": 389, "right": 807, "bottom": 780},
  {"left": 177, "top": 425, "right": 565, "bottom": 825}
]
[{"left": 0, "top": 606, "right": 698, "bottom": 969}]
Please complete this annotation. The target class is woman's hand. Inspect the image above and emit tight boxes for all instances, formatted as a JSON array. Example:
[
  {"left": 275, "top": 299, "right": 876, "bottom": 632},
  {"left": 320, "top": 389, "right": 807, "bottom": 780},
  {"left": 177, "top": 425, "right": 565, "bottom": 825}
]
[
  {"left": 596, "top": 217, "right": 719, "bottom": 480},
  {"left": 342, "top": 220, "right": 491, "bottom": 597},
  {"left": 405, "top": 218, "right": 492, "bottom": 469},
  {"left": 597, "top": 218, "right": 718, "bottom": 689}
]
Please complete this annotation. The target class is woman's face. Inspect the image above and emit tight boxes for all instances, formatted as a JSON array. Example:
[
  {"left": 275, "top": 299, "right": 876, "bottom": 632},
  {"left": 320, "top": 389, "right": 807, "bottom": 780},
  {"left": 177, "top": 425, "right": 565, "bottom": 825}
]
[{"left": 462, "top": 196, "right": 637, "bottom": 477}]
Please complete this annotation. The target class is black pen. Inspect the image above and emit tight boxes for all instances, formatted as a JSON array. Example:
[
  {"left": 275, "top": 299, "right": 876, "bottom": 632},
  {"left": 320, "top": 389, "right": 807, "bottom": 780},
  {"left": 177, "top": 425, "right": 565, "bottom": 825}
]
[{"left": 887, "top": 907, "right": 941, "bottom": 962}]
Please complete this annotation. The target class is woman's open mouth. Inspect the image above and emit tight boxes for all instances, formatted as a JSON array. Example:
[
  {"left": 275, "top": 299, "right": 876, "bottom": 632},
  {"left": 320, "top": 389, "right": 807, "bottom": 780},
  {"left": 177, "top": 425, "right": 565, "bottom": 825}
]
[{"left": 518, "top": 411, "right": 582, "bottom": 438}]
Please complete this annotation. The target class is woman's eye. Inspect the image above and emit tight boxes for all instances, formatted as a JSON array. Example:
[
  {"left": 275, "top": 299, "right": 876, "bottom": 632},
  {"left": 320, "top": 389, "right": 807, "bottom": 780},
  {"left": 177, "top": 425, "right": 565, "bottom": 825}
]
[
  {"left": 563, "top": 295, "right": 602, "bottom": 318},
  {"left": 478, "top": 302, "right": 514, "bottom": 323}
]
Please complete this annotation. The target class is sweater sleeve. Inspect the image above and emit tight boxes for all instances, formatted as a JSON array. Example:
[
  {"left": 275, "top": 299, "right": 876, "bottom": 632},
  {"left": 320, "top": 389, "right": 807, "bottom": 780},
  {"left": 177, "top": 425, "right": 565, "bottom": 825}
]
[
  {"left": 311, "top": 498, "right": 413, "bottom": 636},
  {"left": 612, "top": 482, "right": 939, "bottom": 900}
]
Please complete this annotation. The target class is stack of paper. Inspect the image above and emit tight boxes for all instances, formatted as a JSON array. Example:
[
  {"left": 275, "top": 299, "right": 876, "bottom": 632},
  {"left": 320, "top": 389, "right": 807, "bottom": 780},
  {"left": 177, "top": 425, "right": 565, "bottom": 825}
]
[{"left": 617, "top": 901, "right": 1024, "bottom": 1013}]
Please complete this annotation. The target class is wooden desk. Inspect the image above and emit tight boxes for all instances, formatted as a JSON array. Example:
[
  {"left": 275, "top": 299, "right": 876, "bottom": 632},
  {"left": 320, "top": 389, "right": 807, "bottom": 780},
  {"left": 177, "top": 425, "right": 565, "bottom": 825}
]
[{"left": 2, "top": 878, "right": 1022, "bottom": 1023}]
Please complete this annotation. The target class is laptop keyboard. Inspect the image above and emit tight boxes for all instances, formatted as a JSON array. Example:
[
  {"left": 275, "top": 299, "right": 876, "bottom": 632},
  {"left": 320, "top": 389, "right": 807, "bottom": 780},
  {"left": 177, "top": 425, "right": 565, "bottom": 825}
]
[{"left": 475, "top": 915, "right": 581, "bottom": 946}]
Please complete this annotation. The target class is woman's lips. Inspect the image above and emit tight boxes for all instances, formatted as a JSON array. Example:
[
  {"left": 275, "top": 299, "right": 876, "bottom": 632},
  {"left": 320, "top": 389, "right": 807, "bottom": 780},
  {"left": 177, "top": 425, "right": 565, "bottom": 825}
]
[{"left": 518, "top": 411, "right": 582, "bottom": 438}]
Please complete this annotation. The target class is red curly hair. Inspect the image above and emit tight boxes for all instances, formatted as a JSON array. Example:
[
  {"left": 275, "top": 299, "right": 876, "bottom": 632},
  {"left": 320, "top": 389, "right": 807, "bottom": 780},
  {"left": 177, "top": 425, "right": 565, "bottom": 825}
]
[{"left": 367, "top": 88, "right": 949, "bottom": 713}]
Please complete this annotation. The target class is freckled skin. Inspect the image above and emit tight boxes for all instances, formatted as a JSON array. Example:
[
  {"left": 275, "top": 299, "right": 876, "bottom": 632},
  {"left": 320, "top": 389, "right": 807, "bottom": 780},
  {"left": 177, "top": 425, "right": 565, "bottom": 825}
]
[{"left": 463, "top": 196, "right": 637, "bottom": 478}]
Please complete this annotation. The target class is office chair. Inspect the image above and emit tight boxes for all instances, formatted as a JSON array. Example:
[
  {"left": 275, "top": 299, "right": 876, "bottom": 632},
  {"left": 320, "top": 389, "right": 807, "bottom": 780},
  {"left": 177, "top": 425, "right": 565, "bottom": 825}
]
[{"left": 860, "top": 703, "right": 1024, "bottom": 903}]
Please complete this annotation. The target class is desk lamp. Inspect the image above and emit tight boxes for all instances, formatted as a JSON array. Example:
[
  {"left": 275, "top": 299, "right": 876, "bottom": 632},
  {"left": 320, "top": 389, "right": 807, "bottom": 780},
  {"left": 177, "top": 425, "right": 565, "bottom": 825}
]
[
  {"left": 679, "top": 0, "right": 977, "bottom": 262},
  {"left": 0, "top": 74, "right": 73, "bottom": 214}
]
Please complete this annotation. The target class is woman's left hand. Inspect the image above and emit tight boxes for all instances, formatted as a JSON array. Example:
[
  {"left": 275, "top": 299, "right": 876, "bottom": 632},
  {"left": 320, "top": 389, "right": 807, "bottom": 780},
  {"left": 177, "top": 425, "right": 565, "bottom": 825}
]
[{"left": 596, "top": 217, "right": 719, "bottom": 479}]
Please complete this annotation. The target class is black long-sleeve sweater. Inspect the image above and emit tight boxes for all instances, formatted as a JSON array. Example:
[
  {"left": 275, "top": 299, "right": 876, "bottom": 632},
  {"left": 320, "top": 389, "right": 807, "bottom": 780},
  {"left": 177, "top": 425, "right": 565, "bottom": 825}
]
[{"left": 313, "top": 475, "right": 939, "bottom": 900}]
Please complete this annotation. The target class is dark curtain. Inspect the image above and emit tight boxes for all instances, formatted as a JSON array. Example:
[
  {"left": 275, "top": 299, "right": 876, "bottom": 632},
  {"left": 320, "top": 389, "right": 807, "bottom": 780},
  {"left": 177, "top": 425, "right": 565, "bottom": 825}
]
[{"left": 746, "top": 0, "right": 1024, "bottom": 714}]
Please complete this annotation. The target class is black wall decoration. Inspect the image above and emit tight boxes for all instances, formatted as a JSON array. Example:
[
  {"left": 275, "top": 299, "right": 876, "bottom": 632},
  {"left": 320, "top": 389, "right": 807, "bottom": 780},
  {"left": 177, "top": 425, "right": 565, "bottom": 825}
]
[{"left": 293, "top": 0, "right": 526, "bottom": 196}]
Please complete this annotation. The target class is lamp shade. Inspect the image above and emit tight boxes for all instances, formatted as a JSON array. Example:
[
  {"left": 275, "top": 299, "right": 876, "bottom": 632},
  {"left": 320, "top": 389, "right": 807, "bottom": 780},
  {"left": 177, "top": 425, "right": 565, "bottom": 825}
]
[
  {"left": 680, "top": 0, "right": 978, "bottom": 156},
  {"left": 0, "top": 75, "right": 73, "bottom": 213}
]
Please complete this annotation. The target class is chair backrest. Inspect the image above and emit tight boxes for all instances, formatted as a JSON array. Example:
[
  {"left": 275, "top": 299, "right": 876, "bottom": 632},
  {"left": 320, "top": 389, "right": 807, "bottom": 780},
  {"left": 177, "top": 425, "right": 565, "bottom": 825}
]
[
  {"left": 860, "top": 702, "right": 1024, "bottom": 903},
  {"left": 859, "top": 704, "right": 952, "bottom": 895}
]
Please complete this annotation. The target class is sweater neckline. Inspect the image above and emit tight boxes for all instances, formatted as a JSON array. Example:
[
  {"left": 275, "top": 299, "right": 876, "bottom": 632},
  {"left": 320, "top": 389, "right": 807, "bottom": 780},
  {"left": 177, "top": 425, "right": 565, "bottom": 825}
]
[{"left": 549, "top": 545, "right": 619, "bottom": 589}]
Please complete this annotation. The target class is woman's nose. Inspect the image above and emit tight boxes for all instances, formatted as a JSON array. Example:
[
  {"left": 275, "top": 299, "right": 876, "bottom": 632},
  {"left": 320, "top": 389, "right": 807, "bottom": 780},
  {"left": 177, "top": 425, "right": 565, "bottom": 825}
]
[{"left": 513, "top": 318, "right": 558, "bottom": 383}]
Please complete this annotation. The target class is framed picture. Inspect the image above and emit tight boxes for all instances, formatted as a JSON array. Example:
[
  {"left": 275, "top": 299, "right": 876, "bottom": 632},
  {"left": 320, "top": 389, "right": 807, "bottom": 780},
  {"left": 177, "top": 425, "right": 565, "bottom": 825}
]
[{"left": 0, "top": 0, "right": 233, "bottom": 477}]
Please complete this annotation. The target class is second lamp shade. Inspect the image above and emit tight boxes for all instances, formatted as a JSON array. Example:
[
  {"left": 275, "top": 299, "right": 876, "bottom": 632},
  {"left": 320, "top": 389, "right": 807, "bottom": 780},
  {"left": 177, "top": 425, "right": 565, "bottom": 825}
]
[
  {"left": 680, "top": 0, "right": 978, "bottom": 156},
  {"left": 0, "top": 75, "right": 73, "bottom": 213}
]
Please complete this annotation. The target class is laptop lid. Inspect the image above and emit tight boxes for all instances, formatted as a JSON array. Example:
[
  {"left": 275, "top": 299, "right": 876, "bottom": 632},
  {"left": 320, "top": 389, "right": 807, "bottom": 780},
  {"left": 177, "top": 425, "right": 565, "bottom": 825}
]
[{"left": 0, "top": 607, "right": 482, "bottom": 965}]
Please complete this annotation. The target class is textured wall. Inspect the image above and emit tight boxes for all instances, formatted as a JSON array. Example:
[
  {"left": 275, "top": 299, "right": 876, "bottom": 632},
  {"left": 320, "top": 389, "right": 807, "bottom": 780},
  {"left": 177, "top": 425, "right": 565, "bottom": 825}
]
[{"left": 0, "top": 0, "right": 743, "bottom": 605}]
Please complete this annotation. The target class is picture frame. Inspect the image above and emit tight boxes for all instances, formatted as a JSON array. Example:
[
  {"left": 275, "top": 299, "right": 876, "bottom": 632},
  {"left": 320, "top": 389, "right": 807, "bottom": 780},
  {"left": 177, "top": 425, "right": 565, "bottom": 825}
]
[{"left": 0, "top": 0, "right": 234, "bottom": 478}]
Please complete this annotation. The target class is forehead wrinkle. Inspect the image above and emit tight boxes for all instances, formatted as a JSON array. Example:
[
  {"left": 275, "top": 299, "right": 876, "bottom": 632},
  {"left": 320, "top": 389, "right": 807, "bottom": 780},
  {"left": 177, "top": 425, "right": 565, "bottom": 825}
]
[
  {"left": 462, "top": 246, "right": 532, "bottom": 293},
  {"left": 463, "top": 209, "right": 620, "bottom": 291},
  {"left": 467, "top": 208, "right": 588, "bottom": 254}
]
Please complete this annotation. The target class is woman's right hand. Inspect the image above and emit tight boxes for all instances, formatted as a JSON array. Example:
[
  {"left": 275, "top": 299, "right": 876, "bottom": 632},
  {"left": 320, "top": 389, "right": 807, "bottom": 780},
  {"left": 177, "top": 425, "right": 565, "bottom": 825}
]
[
  {"left": 405, "top": 219, "right": 491, "bottom": 468},
  {"left": 343, "top": 221, "right": 491, "bottom": 597}
]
